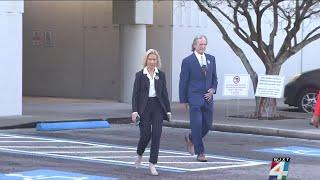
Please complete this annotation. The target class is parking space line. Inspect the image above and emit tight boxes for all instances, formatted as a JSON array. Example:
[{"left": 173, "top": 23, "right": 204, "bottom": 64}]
[
  {"left": 155, "top": 162, "right": 246, "bottom": 164},
  {"left": 0, "top": 146, "right": 107, "bottom": 148},
  {"left": 0, "top": 141, "right": 56, "bottom": 142},
  {"left": 0, "top": 137, "right": 30, "bottom": 138},
  {"left": 0, "top": 133, "right": 268, "bottom": 173},
  {"left": 36, "top": 151, "right": 140, "bottom": 153},
  {"left": 97, "top": 156, "right": 192, "bottom": 158},
  {"left": 187, "top": 162, "right": 266, "bottom": 171},
  {"left": 0, "top": 147, "right": 184, "bottom": 173}
]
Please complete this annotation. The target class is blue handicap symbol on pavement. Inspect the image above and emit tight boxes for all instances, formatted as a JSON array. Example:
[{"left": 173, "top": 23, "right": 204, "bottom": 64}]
[
  {"left": 256, "top": 146, "right": 320, "bottom": 157},
  {"left": 0, "top": 169, "right": 118, "bottom": 180}
]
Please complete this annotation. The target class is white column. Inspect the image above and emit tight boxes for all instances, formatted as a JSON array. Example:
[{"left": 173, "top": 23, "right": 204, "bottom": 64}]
[
  {"left": 0, "top": 1, "right": 24, "bottom": 116},
  {"left": 119, "top": 24, "right": 146, "bottom": 103}
]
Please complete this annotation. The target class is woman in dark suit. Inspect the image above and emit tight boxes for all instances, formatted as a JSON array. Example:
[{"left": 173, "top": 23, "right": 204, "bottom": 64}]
[{"left": 132, "top": 49, "right": 171, "bottom": 176}]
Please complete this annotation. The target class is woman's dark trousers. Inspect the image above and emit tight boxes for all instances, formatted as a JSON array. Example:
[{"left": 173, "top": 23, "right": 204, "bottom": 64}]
[{"left": 137, "top": 97, "right": 163, "bottom": 164}]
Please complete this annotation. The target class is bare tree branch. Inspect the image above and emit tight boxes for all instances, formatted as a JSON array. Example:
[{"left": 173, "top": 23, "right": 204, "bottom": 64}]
[
  {"left": 195, "top": 0, "right": 320, "bottom": 117},
  {"left": 304, "top": 9, "right": 320, "bottom": 19},
  {"left": 242, "top": 1, "right": 258, "bottom": 41},
  {"left": 260, "top": 0, "right": 281, "bottom": 14},
  {"left": 278, "top": 32, "right": 320, "bottom": 65},
  {"left": 300, "top": 0, "right": 319, "bottom": 18},
  {"left": 232, "top": 2, "right": 253, "bottom": 42},
  {"left": 255, "top": 2, "right": 270, "bottom": 64},
  {"left": 276, "top": 3, "right": 291, "bottom": 21},
  {"left": 276, "top": 0, "right": 303, "bottom": 60},
  {"left": 304, "top": 25, "right": 320, "bottom": 40},
  {"left": 203, "top": 0, "right": 262, "bottom": 59},
  {"left": 203, "top": 1, "right": 236, "bottom": 25},
  {"left": 294, "top": 33, "right": 320, "bottom": 53},
  {"left": 195, "top": 0, "right": 258, "bottom": 85},
  {"left": 269, "top": 0, "right": 279, "bottom": 60}
]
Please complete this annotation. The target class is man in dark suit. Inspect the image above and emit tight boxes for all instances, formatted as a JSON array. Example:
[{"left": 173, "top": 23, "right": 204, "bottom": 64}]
[{"left": 179, "top": 35, "right": 218, "bottom": 162}]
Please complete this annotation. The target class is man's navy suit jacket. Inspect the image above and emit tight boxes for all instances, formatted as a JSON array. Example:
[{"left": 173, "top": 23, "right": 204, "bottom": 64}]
[{"left": 179, "top": 53, "right": 218, "bottom": 106}]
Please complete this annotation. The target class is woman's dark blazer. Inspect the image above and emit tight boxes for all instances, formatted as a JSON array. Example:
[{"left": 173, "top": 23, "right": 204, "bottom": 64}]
[{"left": 132, "top": 69, "right": 171, "bottom": 121}]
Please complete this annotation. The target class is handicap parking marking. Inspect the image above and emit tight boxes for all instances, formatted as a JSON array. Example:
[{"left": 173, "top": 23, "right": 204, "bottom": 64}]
[
  {"left": 0, "top": 133, "right": 267, "bottom": 172},
  {"left": 0, "top": 169, "right": 117, "bottom": 180},
  {"left": 256, "top": 146, "right": 320, "bottom": 157}
]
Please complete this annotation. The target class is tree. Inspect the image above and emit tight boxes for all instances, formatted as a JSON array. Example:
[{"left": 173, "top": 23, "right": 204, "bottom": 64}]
[{"left": 194, "top": 0, "right": 320, "bottom": 119}]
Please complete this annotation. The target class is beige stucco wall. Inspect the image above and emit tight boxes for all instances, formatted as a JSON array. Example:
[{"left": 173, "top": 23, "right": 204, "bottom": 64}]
[
  {"left": 23, "top": 1, "right": 120, "bottom": 99},
  {"left": 23, "top": 0, "right": 173, "bottom": 101}
]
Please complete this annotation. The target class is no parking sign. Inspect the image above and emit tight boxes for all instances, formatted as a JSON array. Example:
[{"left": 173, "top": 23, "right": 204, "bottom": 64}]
[{"left": 223, "top": 74, "right": 250, "bottom": 97}]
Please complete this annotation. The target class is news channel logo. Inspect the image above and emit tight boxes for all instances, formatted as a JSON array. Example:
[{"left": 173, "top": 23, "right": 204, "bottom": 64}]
[{"left": 269, "top": 157, "right": 290, "bottom": 180}]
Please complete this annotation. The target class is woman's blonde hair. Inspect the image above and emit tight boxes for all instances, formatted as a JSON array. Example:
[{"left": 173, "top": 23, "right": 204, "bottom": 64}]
[{"left": 143, "top": 49, "right": 162, "bottom": 69}]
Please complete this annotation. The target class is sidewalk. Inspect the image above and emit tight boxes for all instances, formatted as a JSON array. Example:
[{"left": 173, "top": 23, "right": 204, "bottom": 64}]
[{"left": 0, "top": 97, "right": 319, "bottom": 140}]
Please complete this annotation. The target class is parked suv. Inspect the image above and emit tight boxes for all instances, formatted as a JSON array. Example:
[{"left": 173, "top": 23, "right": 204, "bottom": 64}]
[{"left": 284, "top": 68, "right": 320, "bottom": 113}]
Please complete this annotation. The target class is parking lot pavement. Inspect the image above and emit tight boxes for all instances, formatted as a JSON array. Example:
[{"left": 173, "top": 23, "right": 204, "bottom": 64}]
[
  {"left": 0, "top": 132, "right": 267, "bottom": 174},
  {"left": 1, "top": 123, "right": 320, "bottom": 179}
]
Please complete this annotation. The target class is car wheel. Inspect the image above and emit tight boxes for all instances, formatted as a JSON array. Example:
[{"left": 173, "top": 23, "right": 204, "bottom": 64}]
[{"left": 297, "top": 88, "right": 318, "bottom": 113}]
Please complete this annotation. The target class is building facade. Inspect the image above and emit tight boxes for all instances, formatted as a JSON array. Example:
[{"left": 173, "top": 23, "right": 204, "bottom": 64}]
[
  {"left": 1, "top": 1, "right": 319, "bottom": 116},
  {"left": 0, "top": 1, "right": 23, "bottom": 116}
]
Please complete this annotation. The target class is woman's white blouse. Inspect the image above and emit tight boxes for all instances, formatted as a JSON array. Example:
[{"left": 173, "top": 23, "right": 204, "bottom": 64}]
[{"left": 143, "top": 67, "right": 158, "bottom": 97}]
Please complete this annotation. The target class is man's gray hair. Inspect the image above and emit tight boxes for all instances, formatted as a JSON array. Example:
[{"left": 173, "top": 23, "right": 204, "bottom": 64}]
[{"left": 191, "top": 35, "right": 208, "bottom": 51}]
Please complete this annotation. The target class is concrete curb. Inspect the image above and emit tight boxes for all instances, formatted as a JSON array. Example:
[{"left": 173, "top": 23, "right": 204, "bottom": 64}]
[
  {"left": 1, "top": 118, "right": 318, "bottom": 140},
  {"left": 164, "top": 120, "right": 320, "bottom": 140}
]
